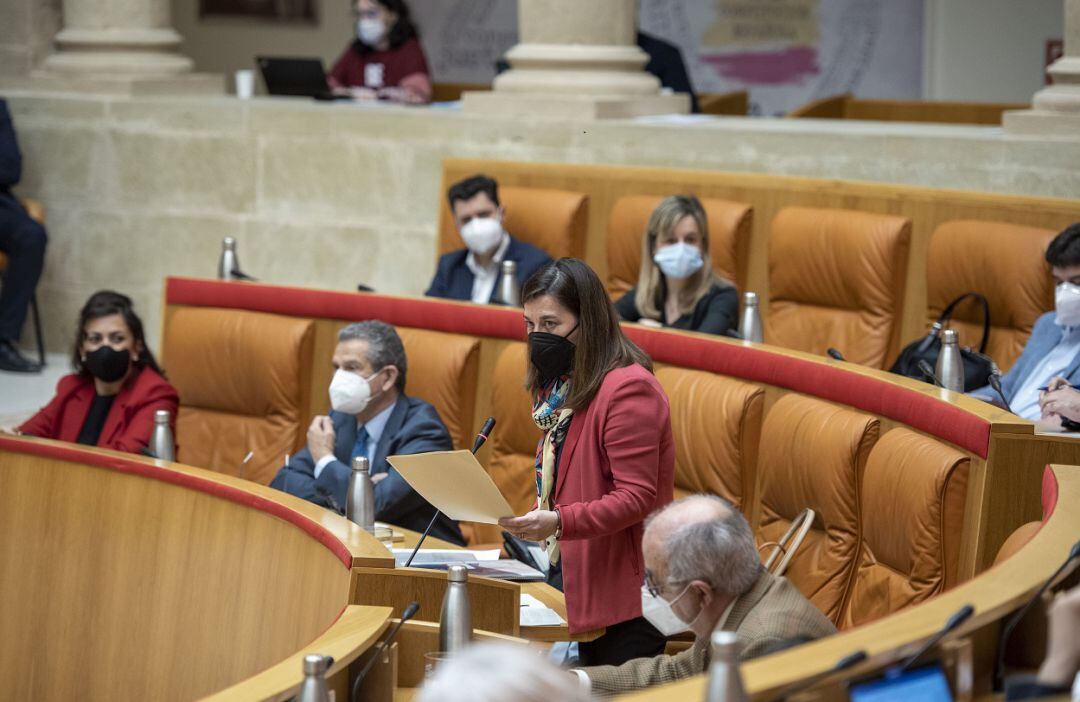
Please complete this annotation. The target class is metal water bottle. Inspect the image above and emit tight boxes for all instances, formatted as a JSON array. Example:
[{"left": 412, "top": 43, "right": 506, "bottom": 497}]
[
  {"left": 346, "top": 456, "right": 376, "bottom": 531},
  {"left": 936, "top": 328, "right": 965, "bottom": 393},
  {"left": 297, "top": 654, "right": 332, "bottom": 702},
  {"left": 439, "top": 564, "right": 471, "bottom": 653},
  {"left": 704, "top": 631, "right": 747, "bottom": 702},
  {"left": 494, "top": 260, "right": 520, "bottom": 306},
  {"left": 738, "top": 292, "right": 764, "bottom": 343},
  {"left": 149, "top": 409, "right": 175, "bottom": 461},
  {"left": 218, "top": 236, "right": 240, "bottom": 281}
]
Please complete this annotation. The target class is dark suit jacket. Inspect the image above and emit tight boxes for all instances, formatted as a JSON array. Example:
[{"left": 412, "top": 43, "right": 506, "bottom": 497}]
[
  {"left": 637, "top": 31, "right": 699, "bottom": 113},
  {"left": 269, "top": 395, "right": 465, "bottom": 545},
  {"left": 425, "top": 235, "right": 553, "bottom": 303},
  {"left": 583, "top": 571, "right": 837, "bottom": 696},
  {"left": 0, "top": 99, "right": 22, "bottom": 191},
  {"left": 18, "top": 367, "right": 179, "bottom": 455}
]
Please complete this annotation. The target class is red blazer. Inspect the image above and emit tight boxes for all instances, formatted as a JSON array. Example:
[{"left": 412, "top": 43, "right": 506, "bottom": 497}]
[
  {"left": 554, "top": 363, "right": 675, "bottom": 633},
  {"left": 18, "top": 366, "right": 179, "bottom": 455}
]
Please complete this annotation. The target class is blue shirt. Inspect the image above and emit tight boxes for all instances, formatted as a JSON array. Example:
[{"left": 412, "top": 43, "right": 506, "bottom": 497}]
[{"left": 1009, "top": 322, "right": 1080, "bottom": 420}]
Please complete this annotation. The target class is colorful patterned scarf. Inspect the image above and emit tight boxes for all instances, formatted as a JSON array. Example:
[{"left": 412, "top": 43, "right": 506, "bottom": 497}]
[{"left": 532, "top": 374, "right": 573, "bottom": 564}]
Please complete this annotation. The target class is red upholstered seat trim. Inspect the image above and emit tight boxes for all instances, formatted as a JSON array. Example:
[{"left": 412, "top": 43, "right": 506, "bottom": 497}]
[
  {"left": 165, "top": 277, "right": 992, "bottom": 458},
  {"left": 0, "top": 436, "right": 354, "bottom": 569},
  {"left": 1042, "top": 465, "right": 1059, "bottom": 520}
]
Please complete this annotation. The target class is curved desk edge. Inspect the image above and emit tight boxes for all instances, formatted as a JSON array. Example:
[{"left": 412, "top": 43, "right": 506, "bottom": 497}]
[
  {"left": 199, "top": 605, "right": 393, "bottom": 701},
  {"left": 0, "top": 436, "right": 394, "bottom": 569},
  {"left": 617, "top": 463, "right": 1080, "bottom": 700}
]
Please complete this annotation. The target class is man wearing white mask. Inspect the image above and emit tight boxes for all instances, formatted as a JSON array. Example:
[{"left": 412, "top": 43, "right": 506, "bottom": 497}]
[
  {"left": 270, "top": 320, "right": 463, "bottom": 544},
  {"left": 426, "top": 175, "right": 553, "bottom": 305},
  {"left": 970, "top": 223, "right": 1080, "bottom": 421},
  {"left": 574, "top": 495, "right": 834, "bottom": 696}
]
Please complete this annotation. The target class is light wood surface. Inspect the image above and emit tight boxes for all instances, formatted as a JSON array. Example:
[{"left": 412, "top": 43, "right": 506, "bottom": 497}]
[
  {"left": 789, "top": 94, "right": 1027, "bottom": 125},
  {"left": 391, "top": 619, "right": 528, "bottom": 688},
  {"left": 616, "top": 464, "right": 1080, "bottom": 700},
  {"left": 0, "top": 436, "right": 392, "bottom": 701}
]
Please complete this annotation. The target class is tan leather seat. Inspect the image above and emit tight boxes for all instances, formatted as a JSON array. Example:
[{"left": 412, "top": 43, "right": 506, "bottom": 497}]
[
  {"left": 655, "top": 366, "right": 763, "bottom": 515},
  {"left": 397, "top": 328, "right": 480, "bottom": 451},
  {"left": 438, "top": 185, "right": 588, "bottom": 261},
  {"left": 765, "top": 207, "right": 912, "bottom": 369},
  {"left": 755, "top": 393, "right": 879, "bottom": 625},
  {"left": 927, "top": 221, "right": 1056, "bottom": 372},
  {"left": 993, "top": 521, "right": 1042, "bottom": 565},
  {"left": 164, "top": 307, "right": 315, "bottom": 485},
  {"left": 606, "top": 195, "right": 753, "bottom": 298},
  {"left": 841, "top": 428, "right": 969, "bottom": 628}
]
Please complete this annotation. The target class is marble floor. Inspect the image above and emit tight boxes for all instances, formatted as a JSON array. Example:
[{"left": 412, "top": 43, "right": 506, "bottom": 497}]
[{"left": 0, "top": 352, "right": 69, "bottom": 429}]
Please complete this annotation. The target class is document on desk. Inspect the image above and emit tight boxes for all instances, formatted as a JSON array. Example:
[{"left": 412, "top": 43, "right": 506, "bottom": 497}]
[
  {"left": 520, "top": 594, "right": 566, "bottom": 627},
  {"left": 387, "top": 450, "right": 516, "bottom": 524}
]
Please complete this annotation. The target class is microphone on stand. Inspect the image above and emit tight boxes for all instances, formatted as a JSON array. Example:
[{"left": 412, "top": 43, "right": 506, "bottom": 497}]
[
  {"left": 404, "top": 417, "right": 497, "bottom": 568},
  {"left": 993, "top": 540, "right": 1080, "bottom": 691},
  {"left": 351, "top": 601, "right": 420, "bottom": 701},
  {"left": 987, "top": 365, "right": 1012, "bottom": 412},
  {"left": 917, "top": 360, "right": 946, "bottom": 389},
  {"left": 766, "top": 649, "right": 868, "bottom": 702},
  {"left": 897, "top": 603, "right": 975, "bottom": 672},
  {"left": 826, "top": 348, "right": 846, "bottom": 362}
]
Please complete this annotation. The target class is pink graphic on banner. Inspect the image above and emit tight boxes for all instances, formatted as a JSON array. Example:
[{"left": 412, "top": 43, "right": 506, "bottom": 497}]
[{"left": 701, "top": 46, "right": 819, "bottom": 85}]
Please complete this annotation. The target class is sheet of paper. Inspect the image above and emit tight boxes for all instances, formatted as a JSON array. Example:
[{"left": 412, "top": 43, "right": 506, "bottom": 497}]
[
  {"left": 390, "top": 548, "right": 500, "bottom": 566},
  {"left": 387, "top": 450, "right": 516, "bottom": 524},
  {"left": 520, "top": 594, "right": 565, "bottom": 627}
]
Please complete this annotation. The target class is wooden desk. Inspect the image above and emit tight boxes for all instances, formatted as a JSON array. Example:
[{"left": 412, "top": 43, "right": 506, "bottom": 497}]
[{"left": 394, "top": 527, "right": 604, "bottom": 643}]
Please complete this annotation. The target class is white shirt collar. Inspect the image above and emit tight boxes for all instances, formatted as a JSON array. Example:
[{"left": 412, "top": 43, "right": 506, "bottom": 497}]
[
  {"left": 464, "top": 231, "right": 510, "bottom": 278},
  {"left": 359, "top": 399, "right": 397, "bottom": 449}
]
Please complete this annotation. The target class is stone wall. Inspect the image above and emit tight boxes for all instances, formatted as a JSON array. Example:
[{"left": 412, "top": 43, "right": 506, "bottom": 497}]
[
  {"left": 6, "top": 91, "right": 1080, "bottom": 356},
  {"left": 0, "top": 0, "right": 61, "bottom": 77}
]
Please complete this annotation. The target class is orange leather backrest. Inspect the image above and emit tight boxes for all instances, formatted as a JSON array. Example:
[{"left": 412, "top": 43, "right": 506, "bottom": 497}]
[
  {"left": 993, "top": 521, "right": 1042, "bottom": 565},
  {"left": 765, "top": 207, "right": 912, "bottom": 369},
  {"left": 927, "top": 221, "right": 1056, "bottom": 372},
  {"left": 397, "top": 328, "right": 480, "bottom": 451},
  {"left": 756, "top": 393, "right": 879, "bottom": 625},
  {"left": 605, "top": 195, "right": 753, "bottom": 298},
  {"left": 438, "top": 186, "right": 588, "bottom": 260},
  {"left": 841, "top": 428, "right": 970, "bottom": 629},
  {"left": 164, "top": 307, "right": 315, "bottom": 485},
  {"left": 655, "top": 366, "right": 763, "bottom": 515}
]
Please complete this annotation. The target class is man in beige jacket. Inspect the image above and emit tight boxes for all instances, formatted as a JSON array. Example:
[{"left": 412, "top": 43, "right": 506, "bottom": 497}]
[{"left": 576, "top": 495, "right": 836, "bottom": 696}]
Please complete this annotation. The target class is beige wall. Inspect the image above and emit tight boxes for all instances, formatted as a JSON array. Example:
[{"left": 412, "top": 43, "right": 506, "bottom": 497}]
[
  {"left": 0, "top": 0, "right": 61, "bottom": 77},
  {"left": 4, "top": 92, "right": 1080, "bottom": 357}
]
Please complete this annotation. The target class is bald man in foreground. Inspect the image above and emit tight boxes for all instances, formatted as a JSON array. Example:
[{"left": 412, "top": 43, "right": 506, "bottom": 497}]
[{"left": 575, "top": 495, "right": 836, "bottom": 696}]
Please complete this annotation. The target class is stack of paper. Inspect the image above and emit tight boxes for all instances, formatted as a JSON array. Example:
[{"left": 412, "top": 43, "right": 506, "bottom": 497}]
[{"left": 520, "top": 594, "right": 565, "bottom": 627}]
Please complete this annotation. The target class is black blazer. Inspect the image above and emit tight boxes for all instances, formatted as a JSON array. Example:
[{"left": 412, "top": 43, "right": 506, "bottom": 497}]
[
  {"left": 270, "top": 394, "right": 465, "bottom": 545},
  {"left": 425, "top": 235, "right": 554, "bottom": 303},
  {"left": 0, "top": 99, "right": 22, "bottom": 191},
  {"left": 615, "top": 282, "right": 739, "bottom": 336}
]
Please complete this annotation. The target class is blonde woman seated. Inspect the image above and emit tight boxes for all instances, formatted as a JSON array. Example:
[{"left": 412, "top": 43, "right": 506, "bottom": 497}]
[{"left": 614, "top": 195, "right": 738, "bottom": 335}]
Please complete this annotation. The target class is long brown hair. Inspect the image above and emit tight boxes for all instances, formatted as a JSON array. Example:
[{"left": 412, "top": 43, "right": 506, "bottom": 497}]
[
  {"left": 72, "top": 290, "right": 164, "bottom": 377},
  {"left": 634, "top": 195, "right": 731, "bottom": 320},
  {"left": 523, "top": 258, "right": 652, "bottom": 411}
]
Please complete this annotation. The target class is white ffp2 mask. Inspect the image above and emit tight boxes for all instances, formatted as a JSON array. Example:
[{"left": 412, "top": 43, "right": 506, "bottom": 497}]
[
  {"left": 328, "top": 368, "right": 382, "bottom": 415},
  {"left": 1057, "top": 283, "right": 1080, "bottom": 327},
  {"left": 460, "top": 217, "right": 504, "bottom": 256},
  {"left": 357, "top": 18, "right": 386, "bottom": 46},
  {"left": 640, "top": 585, "right": 691, "bottom": 636}
]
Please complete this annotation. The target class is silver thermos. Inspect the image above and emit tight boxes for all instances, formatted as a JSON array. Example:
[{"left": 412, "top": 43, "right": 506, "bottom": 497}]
[
  {"left": 346, "top": 456, "right": 376, "bottom": 531},
  {"left": 936, "top": 328, "right": 965, "bottom": 393},
  {"left": 218, "top": 236, "right": 240, "bottom": 281},
  {"left": 439, "top": 564, "right": 471, "bottom": 653},
  {"left": 149, "top": 409, "right": 175, "bottom": 461},
  {"left": 297, "top": 654, "right": 332, "bottom": 702},
  {"left": 494, "top": 260, "right": 520, "bottom": 306},
  {"left": 704, "top": 631, "right": 747, "bottom": 702},
  {"left": 738, "top": 292, "right": 764, "bottom": 343}
]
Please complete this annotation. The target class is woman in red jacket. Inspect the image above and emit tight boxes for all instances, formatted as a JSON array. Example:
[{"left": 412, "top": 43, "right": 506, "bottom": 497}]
[
  {"left": 499, "top": 258, "right": 676, "bottom": 666},
  {"left": 17, "top": 291, "right": 178, "bottom": 455}
]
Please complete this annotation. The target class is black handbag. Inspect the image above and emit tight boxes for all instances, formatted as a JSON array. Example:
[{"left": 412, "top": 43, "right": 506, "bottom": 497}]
[{"left": 890, "top": 292, "right": 996, "bottom": 390}]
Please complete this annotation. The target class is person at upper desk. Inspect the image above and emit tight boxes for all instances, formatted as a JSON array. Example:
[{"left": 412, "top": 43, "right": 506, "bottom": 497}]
[
  {"left": 328, "top": 0, "right": 432, "bottom": 105},
  {"left": 14, "top": 291, "right": 178, "bottom": 454},
  {"left": 637, "top": 31, "right": 700, "bottom": 114},
  {"left": 425, "top": 175, "right": 554, "bottom": 304},
  {"left": 498, "top": 258, "right": 675, "bottom": 667},
  {"left": 970, "top": 223, "right": 1080, "bottom": 419},
  {"left": 614, "top": 195, "right": 739, "bottom": 336},
  {"left": 269, "top": 320, "right": 464, "bottom": 545}
]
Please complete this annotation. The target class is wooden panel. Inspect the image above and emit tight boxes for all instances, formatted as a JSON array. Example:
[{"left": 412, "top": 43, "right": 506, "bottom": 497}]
[
  {"left": 844, "top": 99, "right": 1027, "bottom": 125},
  {"left": 698, "top": 90, "right": 749, "bottom": 116},
  {"left": 0, "top": 438, "right": 391, "bottom": 701},
  {"left": 391, "top": 620, "right": 526, "bottom": 688}
]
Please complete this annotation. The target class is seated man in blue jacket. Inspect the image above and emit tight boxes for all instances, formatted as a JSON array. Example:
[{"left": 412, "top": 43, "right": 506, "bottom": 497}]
[
  {"left": 425, "top": 174, "right": 552, "bottom": 304},
  {"left": 971, "top": 222, "right": 1080, "bottom": 420},
  {"left": 270, "top": 320, "right": 465, "bottom": 545}
]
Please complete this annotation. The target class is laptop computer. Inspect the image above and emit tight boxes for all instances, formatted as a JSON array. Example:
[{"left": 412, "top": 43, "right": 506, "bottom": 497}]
[{"left": 256, "top": 57, "right": 342, "bottom": 99}]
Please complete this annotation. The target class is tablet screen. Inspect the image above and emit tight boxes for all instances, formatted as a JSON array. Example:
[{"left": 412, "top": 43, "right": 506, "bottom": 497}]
[{"left": 849, "top": 665, "right": 953, "bottom": 702}]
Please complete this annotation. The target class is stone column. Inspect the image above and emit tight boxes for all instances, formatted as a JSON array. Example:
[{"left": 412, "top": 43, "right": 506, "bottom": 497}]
[
  {"left": 462, "top": 0, "right": 689, "bottom": 120},
  {"left": 1004, "top": 0, "right": 1080, "bottom": 137}
]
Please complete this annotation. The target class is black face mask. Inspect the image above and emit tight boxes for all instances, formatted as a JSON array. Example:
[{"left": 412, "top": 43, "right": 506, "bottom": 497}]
[
  {"left": 529, "top": 324, "right": 577, "bottom": 384},
  {"left": 83, "top": 345, "right": 132, "bottom": 383}
]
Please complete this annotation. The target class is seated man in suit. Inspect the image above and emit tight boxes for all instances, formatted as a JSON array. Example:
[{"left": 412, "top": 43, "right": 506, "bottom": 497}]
[
  {"left": 270, "top": 320, "right": 464, "bottom": 545},
  {"left": 425, "top": 174, "right": 552, "bottom": 304},
  {"left": 971, "top": 223, "right": 1080, "bottom": 420},
  {"left": 575, "top": 495, "right": 835, "bottom": 696}
]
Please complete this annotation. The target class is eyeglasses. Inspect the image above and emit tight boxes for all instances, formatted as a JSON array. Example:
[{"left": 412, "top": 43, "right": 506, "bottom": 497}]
[
  {"left": 643, "top": 569, "right": 662, "bottom": 598},
  {"left": 352, "top": 8, "right": 381, "bottom": 19}
]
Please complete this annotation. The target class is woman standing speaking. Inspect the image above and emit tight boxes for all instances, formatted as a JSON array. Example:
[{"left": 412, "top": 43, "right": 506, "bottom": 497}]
[{"left": 499, "top": 258, "right": 675, "bottom": 666}]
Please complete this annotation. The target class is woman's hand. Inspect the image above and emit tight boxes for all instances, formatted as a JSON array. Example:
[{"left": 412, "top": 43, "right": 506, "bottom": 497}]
[
  {"left": 499, "top": 510, "right": 559, "bottom": 541},
  {"left": 638, "top": 318, "right": 663, "bottom": 329},
  {"left": 1041, "top": 386, "right": 1080, "bottom": 423}
]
